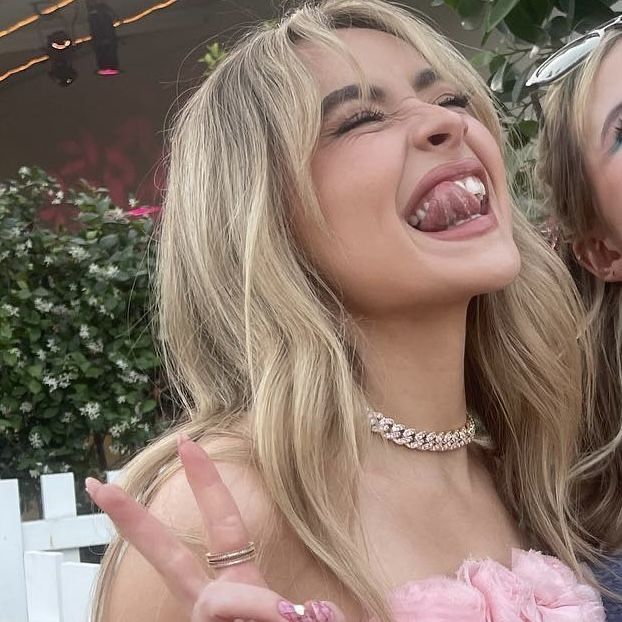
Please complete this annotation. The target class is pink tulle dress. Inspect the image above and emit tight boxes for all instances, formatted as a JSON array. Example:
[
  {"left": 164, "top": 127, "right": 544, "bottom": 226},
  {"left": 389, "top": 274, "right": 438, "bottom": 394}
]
[{"left": 387, "top": 549, "right": 605, "bottom": 621}]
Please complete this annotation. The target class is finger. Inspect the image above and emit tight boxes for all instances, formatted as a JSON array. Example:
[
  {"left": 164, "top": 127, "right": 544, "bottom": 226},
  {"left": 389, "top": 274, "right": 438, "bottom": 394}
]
[
  {"left": 177, "top": 435, "right": 266, "bottom": 586},
  {"left": 192, "top": 581, "right": 341, "bottom": 622},
  {"left": 303, "top": 600, "right": 344, "bottom": 622},
  {"left": 85, "top": 477, "right": 206, "bottom": 611}
]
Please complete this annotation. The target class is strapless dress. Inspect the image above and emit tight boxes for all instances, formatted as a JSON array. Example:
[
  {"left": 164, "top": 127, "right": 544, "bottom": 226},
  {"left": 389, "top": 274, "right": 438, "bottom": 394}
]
[{"left": 386, "top": 548, "right": 605, "bottom": 621}]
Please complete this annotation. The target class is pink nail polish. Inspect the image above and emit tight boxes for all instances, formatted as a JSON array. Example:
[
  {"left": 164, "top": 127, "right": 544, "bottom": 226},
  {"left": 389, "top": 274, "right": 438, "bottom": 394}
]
[
  {"left": 308, "top": 602, "right": 334, "bottom": 622},
  {"left": 277, "top": 601, "right": 307, "bottom": 621}
]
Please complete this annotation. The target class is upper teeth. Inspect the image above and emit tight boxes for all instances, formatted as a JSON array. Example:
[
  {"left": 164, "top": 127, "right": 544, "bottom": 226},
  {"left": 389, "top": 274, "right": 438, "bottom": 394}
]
[{"left": 453, "top": 175, "right": 486, "bottom": 198}]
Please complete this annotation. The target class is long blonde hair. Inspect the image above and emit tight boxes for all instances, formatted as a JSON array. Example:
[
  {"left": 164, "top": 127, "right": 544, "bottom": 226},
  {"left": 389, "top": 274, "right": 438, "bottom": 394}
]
[
  {"left": 537, "top": 30, "right": 622, "bottom": 549},
  {"left": 94, "top": 2, "right": 600, "bottom": 620}
]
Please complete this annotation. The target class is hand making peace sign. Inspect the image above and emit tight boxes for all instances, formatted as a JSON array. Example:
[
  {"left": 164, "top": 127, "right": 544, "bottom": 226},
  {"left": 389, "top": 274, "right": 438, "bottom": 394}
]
[{"left": 85, "top": 434, "right": 343, "bottom": 622}]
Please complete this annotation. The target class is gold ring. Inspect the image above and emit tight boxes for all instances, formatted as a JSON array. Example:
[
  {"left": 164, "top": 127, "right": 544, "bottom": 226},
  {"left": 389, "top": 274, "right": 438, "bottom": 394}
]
[{"left": 206, "top": 542, "right": 256, "bottom": 568}]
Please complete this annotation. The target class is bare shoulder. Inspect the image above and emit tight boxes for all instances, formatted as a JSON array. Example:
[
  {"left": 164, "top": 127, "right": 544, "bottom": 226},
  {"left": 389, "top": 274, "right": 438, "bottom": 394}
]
[{"left": 102, "top": 440, "right": 273, "bottom": 622}]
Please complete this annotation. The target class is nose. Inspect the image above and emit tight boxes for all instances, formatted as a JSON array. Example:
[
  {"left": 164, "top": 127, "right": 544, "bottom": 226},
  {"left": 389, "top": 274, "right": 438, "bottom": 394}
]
[{"left": 408, "top": 104, "right": 468, "bottom": 151}]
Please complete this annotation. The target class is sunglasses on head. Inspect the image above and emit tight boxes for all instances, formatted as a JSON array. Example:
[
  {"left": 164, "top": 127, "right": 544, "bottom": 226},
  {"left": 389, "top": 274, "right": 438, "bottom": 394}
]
[{"left": 526, "top": 14, "right": 622, "bottom": 88}]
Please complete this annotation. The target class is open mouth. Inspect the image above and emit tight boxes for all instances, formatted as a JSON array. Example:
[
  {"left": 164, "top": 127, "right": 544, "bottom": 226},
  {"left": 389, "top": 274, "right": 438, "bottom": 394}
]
[{"left": 406, "top": 170, "right": 490, "bottom": 234}]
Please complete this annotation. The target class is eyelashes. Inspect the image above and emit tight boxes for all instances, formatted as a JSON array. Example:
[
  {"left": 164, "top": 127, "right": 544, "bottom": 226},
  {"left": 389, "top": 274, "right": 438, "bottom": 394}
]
[
  {"left": 333, "top": 93, "right": 471, "bottom": 135},
  {"left": 613, "top": 123, "right": 622, "bottom": 152}
]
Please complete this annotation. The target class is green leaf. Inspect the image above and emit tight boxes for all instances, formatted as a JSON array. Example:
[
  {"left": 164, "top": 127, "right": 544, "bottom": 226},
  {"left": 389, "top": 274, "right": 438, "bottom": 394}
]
[
  {"left": 27, "top": 379, "right": 42, "bottom": 394},
  {"left": 470, "top": 50, "right": 496, "bottom": 67},
  {"left": 486, "top": 0, "right": 521, "bottom": 32},
  {"left": 490, "top": 60, "right": 509, "bottom": 92},
  {"left": 141, "top": 399, "right": 157, "bottom": 413},
  {"left": 27, "top": 364, "right": 43, "bottom": 378}
]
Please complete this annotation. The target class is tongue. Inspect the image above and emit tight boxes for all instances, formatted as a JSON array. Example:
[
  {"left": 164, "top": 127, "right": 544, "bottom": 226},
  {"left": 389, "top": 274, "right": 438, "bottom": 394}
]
[{"left": 416, "top": 181, "right": 482, "bottom": 233}]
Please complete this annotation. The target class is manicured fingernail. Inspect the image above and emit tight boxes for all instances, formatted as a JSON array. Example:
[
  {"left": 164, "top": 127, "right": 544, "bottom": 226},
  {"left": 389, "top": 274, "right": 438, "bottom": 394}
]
[
  {"left": 278, "top": 601, "right": 306, "bottom": 621},
  {"left": 307, "top": 602, "right": 334, "bottom": 622},
  {"left": 84, "top": 477, "right": 101, "bottom": 497}
]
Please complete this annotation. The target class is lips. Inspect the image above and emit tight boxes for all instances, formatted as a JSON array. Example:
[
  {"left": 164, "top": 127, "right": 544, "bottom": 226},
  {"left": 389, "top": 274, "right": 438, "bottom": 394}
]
[{"left": 405, "top": 160, "right": 491, "bottom": 234}]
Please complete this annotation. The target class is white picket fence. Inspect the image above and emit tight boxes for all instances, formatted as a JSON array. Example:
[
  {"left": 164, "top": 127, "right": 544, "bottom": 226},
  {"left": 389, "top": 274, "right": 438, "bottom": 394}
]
[{"left": 0, "top": 470, "right": 119, "bottom": 622}]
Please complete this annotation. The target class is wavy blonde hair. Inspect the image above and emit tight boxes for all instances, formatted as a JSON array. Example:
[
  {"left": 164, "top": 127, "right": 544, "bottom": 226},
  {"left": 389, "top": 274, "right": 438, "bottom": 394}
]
[
  {"left": 94, "top": 2, "right": 601, "bottom": 620},
  {"left": 537, "top": 30, "right": 622, "bottom": 549}
]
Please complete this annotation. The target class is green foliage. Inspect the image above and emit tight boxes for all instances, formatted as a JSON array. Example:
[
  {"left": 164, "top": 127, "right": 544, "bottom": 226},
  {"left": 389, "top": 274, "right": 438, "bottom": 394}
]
[
  {"left": 436, "top": 0, "right": 619, "bottom": 200},
  {"left": 199, "top": 41, "right": 226, "bottom": 73},
  {"left": 0, "top": 167, "right": 171, "bottom": 491}
]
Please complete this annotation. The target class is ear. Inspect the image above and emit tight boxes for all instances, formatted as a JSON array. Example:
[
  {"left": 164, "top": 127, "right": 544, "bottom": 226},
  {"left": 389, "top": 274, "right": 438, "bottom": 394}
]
[{"left": 573, "top": 236, "right": 622, "bottom": 282}]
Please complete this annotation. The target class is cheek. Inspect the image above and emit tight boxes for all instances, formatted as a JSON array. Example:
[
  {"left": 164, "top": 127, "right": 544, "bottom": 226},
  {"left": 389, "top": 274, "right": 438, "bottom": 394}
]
[
  {"left": 308, "top": 136, "right": 402, "bottom": 245},
  {"left": 593, "top": 158, "right": 622, "bottom": 241}
]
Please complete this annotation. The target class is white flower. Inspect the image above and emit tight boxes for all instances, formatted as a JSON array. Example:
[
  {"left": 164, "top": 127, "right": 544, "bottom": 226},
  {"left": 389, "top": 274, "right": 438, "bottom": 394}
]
[
  {"left": 68, "top": 246, "right": 88, "bottom": 261},
  {"left": 0, "top": 404, "right": 9, "bottom": 415},
  {"left": 141, "top": 423, "right": 150, "bottom": 433},
  {"left": 79, "top": 402, "right": 101, "bottom": 420},
  {"left": 29, "top": 431, "right": 44, "bottom": 449},
  {"left": 29, "top": 469, "right": 40, "bottom": 478},
  {"left": 42, "top": 375, "right": 59, "bottom": 392},
  {"left": 8, "top": 347, "right": 21, "bottom": 359},
  {"left": 25, "top": 239, "right": 32, "bottom": 249},
  {"left": 20, "top": 402, "right": 32, "bottom": 413},
  {"left": 43, "top": 255, "right": 54, "bottom": 266},
  {"left": 86, "top": 339, "right": 103, "bottom": 354},
  {"left": 69, "top": 283, "right": 77, "bottom": 292},
  {"left": 57, "top": 373, "right": 71, "bottom": 389},
  {"left": 46, "top": 338, "right": 59, "bottom": 353},
  {"left": 51, "top": 190, "right": 64, "bottom": 205},
  {"left": 130, "top": 415, "right": 140, "bottom": 424},
  {"left": 110, "top": 424, "right": 123, "bottom": 438},
  {"left": 128, "top": 197, "right": 139, "bottom": 208},
  {"left": 36, "top": 349, "right": 46, "bottom": 361},
  {"left": 60, "top": 463, "right": 70, "bottom": 473},
  {"left": 117, "top": 395, "right": 127, "bottom": 404},
  {"left": 34, "top": 298, "right": 53, "bottom": 313},
  {"left": 79, "top": 324, "right": 90, "bottom": 339},
  {"left": 9, "top": 226, "right": 21, "bottom": 238},
  {"left": 103, "top": 265, "right": 119, "bottom": 278},
  {"left": 61, "top": 412, "right": 73, "bottom": 423},
  {"left": 1, "top": 303, "right": 19, "bottom": 317},
  {"left": 15, "top": 243, "right": 28, "bottom": 257},
  {"left": 122, "top": 370, "right": 149, "bottom": 384},
  {"left": 88, "top": 263, "right": 99, "bottom": 276},
  {"left": 115, "top": 359, "right": 128, "bottom": 371},
  {"left": 18, "top": 166, "right": 31, "bottom": 176},
  {"left": 104, "top": 207, "right": 127, "bottom": 222},
  {"left": 87, "top": 296, "right": 98, "bottom": 307}
]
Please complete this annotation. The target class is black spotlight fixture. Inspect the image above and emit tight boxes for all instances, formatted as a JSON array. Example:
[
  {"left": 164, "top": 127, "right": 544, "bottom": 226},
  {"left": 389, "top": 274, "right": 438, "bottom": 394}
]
[
  {"left": 87, "top": 2, "right": 120, "bottom": 75},
  {"left": 46, "top": 30, "right": 77, "bottom": 86}
]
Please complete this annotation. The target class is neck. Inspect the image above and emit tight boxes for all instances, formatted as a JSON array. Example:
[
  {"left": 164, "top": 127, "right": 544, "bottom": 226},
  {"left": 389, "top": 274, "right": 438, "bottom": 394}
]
[{"left": 356, "top": 304, "right": 468, "bottom": 432}]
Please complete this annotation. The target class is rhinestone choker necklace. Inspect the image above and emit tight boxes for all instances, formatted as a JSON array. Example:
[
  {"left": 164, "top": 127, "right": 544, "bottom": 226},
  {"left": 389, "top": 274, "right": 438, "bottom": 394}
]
[{"left": 368, "top": 410, "right": 476, "bottom": 452}]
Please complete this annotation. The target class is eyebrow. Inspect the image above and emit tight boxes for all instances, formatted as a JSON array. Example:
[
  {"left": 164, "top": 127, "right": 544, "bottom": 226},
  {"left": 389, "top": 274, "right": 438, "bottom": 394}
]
[
  {"left": 321, "top": 68, "right": 441, "bottom": 119},
  {"left": 602, "top": 101, "right": 622, "bottom": 143}
]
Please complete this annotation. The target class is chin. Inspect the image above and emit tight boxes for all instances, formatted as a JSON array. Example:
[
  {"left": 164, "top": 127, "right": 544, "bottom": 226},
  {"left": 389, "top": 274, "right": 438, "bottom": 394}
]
[{"left": 469, "top": 241, "right": 522, "bottom": 296}]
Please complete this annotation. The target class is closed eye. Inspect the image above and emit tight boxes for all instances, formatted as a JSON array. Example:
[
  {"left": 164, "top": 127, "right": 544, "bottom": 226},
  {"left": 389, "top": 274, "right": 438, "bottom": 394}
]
[
  {"left": 334, "top": 109, "right": 386, "bottom": 135},
  {"left": 436, "top": 93, "right": 470, "bottom": 109}
]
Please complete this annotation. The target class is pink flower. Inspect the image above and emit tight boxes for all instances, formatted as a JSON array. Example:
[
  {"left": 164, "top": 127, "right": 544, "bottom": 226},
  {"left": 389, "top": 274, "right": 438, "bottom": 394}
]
[
  {"left": 127, "top": 205, "right": 161, "bottom": 218},
  {"left": 389, "top": 576, "right": 487, "bottom": 622},
  {"left": 512, "top": 549, "right": 605, "bottom": 621},
  {"left": 459, "top": 557, "right": 539, "bottom": 620}
]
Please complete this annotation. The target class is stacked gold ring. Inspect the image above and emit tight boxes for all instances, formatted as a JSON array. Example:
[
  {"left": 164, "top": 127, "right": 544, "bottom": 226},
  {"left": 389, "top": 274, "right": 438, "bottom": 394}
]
[{"left": 206, "top": 542, "right": 256, "bottom": 568}]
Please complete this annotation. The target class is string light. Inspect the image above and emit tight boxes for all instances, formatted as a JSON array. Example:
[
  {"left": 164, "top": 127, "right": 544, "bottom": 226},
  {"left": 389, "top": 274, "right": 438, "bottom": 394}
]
[
  {"left": 0, "top": 0, "right": 77, "bottom": 39},
  {"left": 0, "top": 0, "right": 179, "bottom": 84}
]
